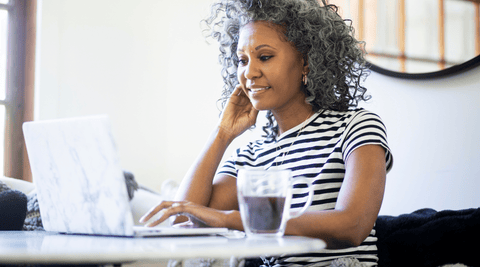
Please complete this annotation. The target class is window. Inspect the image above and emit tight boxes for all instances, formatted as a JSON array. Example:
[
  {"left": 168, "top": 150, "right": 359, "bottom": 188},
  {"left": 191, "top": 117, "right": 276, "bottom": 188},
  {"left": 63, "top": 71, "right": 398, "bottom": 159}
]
[
  {"left": 0, "top": 0, "right": 35, "bottom": 181},
  {"left": 0, "top": 2, "right": 8, "bottom": 177},
  {"left": 328, "top": 0, "right": 480, "bottom": 74}
]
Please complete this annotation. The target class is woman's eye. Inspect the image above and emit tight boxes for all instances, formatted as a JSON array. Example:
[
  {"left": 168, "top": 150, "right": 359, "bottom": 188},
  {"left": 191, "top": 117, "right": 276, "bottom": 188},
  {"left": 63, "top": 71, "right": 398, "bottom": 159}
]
[
  {"left": 238, "top": 58, "right": 247, "bottom": 65},
  {"left": 260, "top": 55, "right": 273, "bottom": 61}
]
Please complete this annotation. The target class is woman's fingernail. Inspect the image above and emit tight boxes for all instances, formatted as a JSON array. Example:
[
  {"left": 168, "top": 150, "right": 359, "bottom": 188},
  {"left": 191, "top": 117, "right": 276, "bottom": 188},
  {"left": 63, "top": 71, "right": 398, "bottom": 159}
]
[{"left": 141, "top": 210, "right": 165, "bottom": 224}]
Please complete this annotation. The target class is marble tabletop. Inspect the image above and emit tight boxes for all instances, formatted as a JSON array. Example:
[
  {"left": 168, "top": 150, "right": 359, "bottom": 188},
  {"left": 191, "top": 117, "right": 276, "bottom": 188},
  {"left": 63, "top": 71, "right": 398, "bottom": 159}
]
[{"left": 0, "top": 231, "right": 326, "bottom": 265}]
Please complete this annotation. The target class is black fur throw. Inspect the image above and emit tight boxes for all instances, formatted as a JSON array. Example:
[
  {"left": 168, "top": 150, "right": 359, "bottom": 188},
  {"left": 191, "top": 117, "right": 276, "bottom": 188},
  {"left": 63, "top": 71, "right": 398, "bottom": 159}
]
[
  {"left": 0, "top": 189, "right": 28, "bottom": 230},
  {"left": 376, "top": 207, "right": 480, "bottom": 267}
]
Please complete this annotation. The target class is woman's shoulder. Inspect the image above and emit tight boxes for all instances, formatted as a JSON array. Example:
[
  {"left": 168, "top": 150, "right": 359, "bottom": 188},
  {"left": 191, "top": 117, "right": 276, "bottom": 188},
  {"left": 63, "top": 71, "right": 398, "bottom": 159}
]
[
  {"left": 322, "top": 108, "right": 378, "bottom": 116},
  {"left": 312, "top": 108, "right": 371, "bottom": 124},
  {"left": 320, "top": 108, "right": 383, "bottom": 124},
  {"left": 235, "top": 138, "right": 274, "bottom": 155}
]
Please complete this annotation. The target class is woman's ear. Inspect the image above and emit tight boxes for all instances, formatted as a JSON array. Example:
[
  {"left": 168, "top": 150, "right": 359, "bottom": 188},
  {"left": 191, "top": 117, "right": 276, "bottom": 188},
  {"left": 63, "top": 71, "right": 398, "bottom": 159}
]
[{"left": 302, "top": 55, "right": 309, "bottom": 74}]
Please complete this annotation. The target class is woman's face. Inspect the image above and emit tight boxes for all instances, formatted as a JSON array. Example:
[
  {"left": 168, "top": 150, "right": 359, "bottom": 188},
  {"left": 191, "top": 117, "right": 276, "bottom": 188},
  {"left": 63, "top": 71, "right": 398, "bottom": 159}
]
[{"left": 237, "top": 21, "right": 308, "bottom": 113}]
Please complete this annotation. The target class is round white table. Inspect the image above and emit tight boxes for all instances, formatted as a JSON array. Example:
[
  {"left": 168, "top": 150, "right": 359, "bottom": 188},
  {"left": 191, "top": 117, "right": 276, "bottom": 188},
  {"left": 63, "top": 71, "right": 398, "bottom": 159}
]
[{"left": 0, "top": 231, "right": 326, "bottom": 265}]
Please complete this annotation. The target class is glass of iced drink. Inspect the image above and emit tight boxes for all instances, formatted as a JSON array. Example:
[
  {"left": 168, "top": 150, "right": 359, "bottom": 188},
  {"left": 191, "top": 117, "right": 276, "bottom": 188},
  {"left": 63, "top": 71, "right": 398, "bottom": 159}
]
[{"left": 237, "top": 169, "right": 313, "bottom": 238}]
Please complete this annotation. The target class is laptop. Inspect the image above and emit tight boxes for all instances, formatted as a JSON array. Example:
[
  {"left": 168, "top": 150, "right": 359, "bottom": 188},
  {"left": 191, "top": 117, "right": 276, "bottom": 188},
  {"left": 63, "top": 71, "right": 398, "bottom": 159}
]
[{"left": 22, "top": 115, "right": 228, "bottom": 237}]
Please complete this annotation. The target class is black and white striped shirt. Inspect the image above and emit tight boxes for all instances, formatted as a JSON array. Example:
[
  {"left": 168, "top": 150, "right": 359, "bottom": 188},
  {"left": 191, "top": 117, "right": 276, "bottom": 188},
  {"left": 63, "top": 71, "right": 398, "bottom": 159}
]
[{"left": 218, "top": 108, "right": 393, "bottom": 266}]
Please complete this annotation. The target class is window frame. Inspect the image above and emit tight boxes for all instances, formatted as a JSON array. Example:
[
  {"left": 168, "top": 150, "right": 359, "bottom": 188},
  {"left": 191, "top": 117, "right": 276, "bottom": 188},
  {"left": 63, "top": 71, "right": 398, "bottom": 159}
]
[
  {"left": 1, "top": 0, "right": 35, "bottom": 181},
  {"left": 327, "top": 0, "right": 480, "bottom": 79}
]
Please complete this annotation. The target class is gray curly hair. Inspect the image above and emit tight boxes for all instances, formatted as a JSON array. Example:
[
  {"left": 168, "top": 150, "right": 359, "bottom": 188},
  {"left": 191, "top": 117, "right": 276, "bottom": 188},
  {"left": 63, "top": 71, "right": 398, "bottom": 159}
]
[{"left": 203, "top": 0, "right": 370, "bottom": 139}]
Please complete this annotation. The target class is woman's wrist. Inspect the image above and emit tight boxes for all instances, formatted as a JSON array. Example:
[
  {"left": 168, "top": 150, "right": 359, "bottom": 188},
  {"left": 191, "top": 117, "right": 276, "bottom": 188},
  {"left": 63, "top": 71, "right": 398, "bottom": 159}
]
[
  {"left": 224, "top": 210, "right": 244, "bottom": 231},
  {"left": 216, "top": 125, "right": 237, "bottom": 144}
]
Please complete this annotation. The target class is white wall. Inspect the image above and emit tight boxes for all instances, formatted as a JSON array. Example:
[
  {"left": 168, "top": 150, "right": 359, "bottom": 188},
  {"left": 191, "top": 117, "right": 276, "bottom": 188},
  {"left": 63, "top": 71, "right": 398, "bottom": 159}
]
[
  {"left": 36, "top": 0, "right": 262, "bottom": 192},
  {"left": 363, "top": 68, "right": 480, "bottom": 215},
  {"left": 36, "top": 0, "right": 480, "bottom": 215}
]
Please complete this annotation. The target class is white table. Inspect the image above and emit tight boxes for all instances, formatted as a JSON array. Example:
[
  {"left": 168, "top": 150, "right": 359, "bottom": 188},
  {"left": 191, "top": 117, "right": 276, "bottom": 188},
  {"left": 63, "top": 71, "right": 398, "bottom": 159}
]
[{"left": 0, "top": 231, "right": 326, "bottom": 265}]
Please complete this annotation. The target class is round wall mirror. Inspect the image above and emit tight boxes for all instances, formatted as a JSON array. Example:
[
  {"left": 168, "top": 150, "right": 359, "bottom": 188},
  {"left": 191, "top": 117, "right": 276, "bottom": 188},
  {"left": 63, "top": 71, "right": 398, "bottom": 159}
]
[{"left": 329, "top": 0, "right": 480, "bottom": 79}]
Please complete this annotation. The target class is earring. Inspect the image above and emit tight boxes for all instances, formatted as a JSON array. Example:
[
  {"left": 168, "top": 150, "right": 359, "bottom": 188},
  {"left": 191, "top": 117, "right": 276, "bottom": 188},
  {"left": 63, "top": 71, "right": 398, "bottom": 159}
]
[{"left": 302, "top": 73, "right": 308, "bottom": 86}]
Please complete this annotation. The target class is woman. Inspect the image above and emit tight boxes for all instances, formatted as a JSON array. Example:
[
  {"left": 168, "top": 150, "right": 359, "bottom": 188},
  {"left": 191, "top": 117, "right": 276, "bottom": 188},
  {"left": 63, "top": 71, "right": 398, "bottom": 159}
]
[{"left": 140, "top": 0, "right": 393, "bottom": 265}]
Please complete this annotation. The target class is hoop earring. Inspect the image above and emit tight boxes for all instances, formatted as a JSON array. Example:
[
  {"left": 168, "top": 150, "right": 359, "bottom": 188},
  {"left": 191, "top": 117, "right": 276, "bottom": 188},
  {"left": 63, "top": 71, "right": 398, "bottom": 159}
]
[{"left": 302, "top": 73, "right": 308, "bottom": 86}]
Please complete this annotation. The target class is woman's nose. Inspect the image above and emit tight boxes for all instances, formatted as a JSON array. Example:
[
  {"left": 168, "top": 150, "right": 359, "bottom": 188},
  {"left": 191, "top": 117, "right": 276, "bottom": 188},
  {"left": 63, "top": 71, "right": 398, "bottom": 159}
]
[{"left": 244, "top": 61, "right": 261, "bottom": 80}]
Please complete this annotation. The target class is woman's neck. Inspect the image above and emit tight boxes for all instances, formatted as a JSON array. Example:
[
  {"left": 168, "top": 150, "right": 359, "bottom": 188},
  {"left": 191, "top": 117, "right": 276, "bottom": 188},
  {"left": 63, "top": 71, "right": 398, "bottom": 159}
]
[{"left": 273, "top": 104, "right": 314, "bottom": 136}]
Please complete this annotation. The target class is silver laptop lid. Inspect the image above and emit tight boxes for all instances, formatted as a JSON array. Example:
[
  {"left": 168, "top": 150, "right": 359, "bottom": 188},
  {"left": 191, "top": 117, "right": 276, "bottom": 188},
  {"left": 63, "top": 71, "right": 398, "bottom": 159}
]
[{"left": 23, "top": 115, "right": 134, "bottom": 236}]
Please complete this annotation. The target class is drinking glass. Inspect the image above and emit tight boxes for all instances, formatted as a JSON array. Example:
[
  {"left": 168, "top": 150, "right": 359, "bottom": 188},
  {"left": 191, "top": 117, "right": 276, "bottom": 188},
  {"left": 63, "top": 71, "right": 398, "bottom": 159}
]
[{"left": 237, "top": 169, "right": 314, "bottom": 238}]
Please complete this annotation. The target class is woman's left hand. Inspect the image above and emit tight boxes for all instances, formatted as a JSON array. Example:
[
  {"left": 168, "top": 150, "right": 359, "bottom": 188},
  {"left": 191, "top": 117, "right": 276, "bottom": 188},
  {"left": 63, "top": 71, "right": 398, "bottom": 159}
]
[{"left": 139, "top": 201, "right": 237, "bottom": 228}]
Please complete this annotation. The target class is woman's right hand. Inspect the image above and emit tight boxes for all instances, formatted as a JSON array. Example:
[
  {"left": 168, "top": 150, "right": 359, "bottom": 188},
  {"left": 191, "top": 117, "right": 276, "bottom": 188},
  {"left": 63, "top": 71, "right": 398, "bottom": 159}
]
[
  {"left": 139, "top": 200, "right": 242, "bottom": 230},
  {"left": 218, "top": 85, "right": 259, "bottom": 139}
]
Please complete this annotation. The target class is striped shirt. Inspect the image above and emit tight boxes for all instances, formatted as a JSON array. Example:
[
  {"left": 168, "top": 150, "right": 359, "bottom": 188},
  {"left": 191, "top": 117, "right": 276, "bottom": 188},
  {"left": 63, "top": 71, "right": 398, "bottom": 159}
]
[{"left": 218, "top": 108, "right": 393, "bottom": 266}]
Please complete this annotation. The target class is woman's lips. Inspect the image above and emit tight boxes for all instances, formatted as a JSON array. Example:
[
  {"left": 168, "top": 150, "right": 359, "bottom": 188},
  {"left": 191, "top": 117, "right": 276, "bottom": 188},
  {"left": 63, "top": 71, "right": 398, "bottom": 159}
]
[{"left": 249, "top": 86, "right": 271, "bottom": 93}]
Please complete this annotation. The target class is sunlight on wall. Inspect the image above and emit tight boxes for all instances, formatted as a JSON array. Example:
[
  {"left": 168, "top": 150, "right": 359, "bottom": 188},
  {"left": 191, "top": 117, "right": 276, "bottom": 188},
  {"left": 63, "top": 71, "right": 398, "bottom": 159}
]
[{"left": 36, "top": 0, "right": 480, "bottom": 214}]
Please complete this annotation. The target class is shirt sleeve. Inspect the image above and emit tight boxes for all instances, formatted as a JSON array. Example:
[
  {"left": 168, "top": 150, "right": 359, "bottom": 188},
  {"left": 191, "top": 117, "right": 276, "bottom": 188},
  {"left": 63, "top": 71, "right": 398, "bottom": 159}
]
[
  {"left": 216, "top": 149, "right": 239, "bottom": 178},
  {"left": 342, "top": 110, "right": 393, "bottom": 172}
]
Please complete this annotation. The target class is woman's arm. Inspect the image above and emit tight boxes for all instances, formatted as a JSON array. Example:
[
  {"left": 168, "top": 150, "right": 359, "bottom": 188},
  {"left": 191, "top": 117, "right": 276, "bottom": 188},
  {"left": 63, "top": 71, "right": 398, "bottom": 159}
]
[
  {"left": 140, "top": 85, "right": 257, "bottom": 227},
  {"left": 175, "top": 84, "right": 258, "bottom": 208},
  {"left": 285, "top": 144, "right": 387, "bottom": 249},
  {"left": 174, "top": 127, "right": 236, "bottom": 208}
]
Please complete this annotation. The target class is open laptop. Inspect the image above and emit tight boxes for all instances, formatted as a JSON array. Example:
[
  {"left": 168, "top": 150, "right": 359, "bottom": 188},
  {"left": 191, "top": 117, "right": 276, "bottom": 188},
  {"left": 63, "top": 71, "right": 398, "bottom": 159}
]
[{"left": 22, "top": 115, "right": 228, "bottom": 237}]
